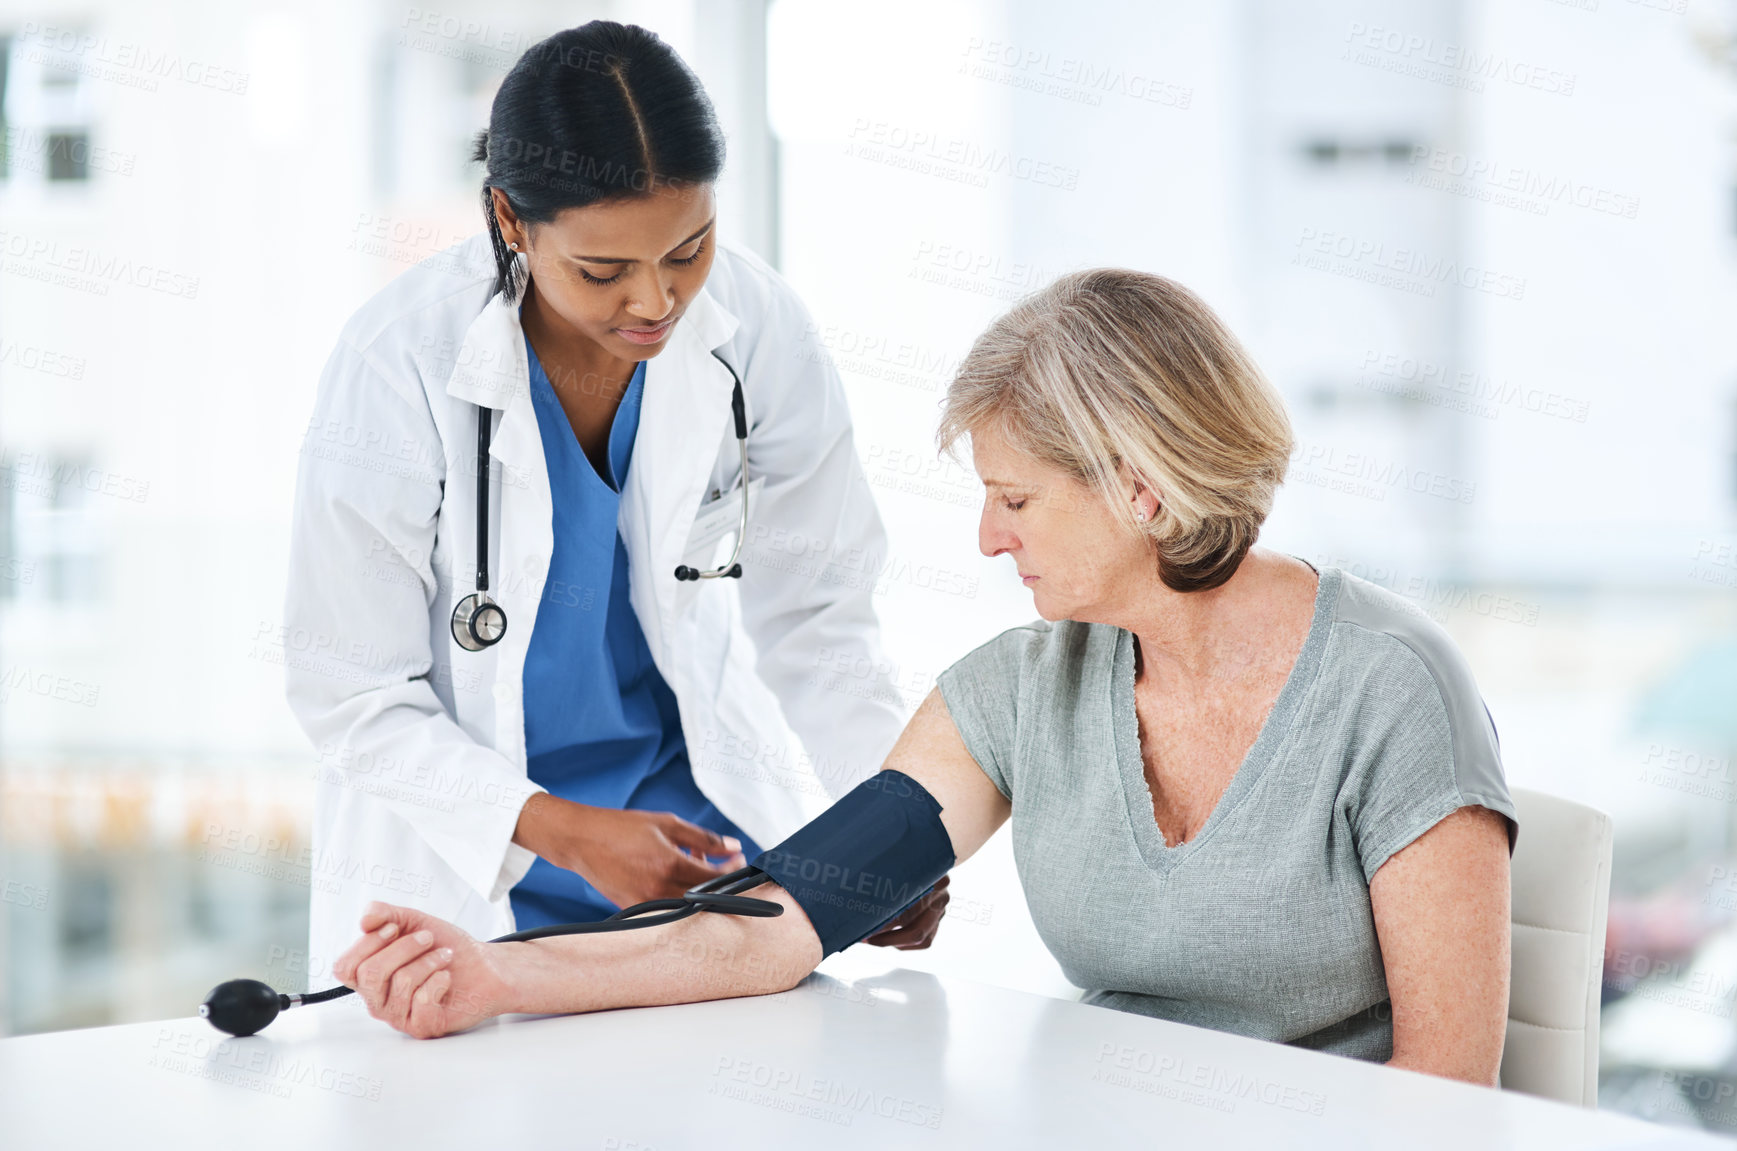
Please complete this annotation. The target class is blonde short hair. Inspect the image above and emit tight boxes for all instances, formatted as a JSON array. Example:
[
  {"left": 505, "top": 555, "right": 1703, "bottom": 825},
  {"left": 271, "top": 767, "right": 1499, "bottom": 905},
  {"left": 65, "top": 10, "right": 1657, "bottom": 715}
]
[{"left": 938, "top": 268, "right": 1292, "bottom": 592}]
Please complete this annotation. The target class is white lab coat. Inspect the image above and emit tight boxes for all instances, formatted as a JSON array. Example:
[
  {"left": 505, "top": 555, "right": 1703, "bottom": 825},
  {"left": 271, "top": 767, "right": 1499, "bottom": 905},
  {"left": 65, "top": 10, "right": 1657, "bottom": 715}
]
[{"left": 285, "top": 233, "right": 909, "bottom": 973}]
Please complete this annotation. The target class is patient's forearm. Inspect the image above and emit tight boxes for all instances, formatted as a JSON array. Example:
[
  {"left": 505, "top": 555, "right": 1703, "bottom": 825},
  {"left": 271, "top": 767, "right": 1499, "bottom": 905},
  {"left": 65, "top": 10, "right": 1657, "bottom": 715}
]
[{"left": 495, "top": 882, "right": 824, "bottom": 1017}]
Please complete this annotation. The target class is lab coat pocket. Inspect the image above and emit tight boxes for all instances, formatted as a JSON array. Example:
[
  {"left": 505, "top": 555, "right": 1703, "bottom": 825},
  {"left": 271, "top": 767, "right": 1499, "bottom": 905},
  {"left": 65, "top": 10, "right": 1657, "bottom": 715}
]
[{"left": 682, "top": 475, "right": 765, "bottom": 567}]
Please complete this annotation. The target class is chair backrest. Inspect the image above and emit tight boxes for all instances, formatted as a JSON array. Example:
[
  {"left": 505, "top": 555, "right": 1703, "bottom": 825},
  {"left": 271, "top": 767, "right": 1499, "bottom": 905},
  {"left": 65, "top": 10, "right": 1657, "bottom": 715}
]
[{"left": 1501, "top": 787, "right": 1614, "bottom": 1106}]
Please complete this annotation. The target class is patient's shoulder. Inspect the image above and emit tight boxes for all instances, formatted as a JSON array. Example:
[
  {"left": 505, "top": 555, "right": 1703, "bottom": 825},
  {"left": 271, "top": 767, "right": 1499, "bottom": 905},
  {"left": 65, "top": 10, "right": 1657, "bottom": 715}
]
[
  {"left": 935, "top": 619, "right": 1111, "bottom": 800},
  {"left": 1325, "top": 570, "right": 1489, "bottom": 723},
  {"left": 944, "top": 618, "right": 1111, "bottom": 687}
]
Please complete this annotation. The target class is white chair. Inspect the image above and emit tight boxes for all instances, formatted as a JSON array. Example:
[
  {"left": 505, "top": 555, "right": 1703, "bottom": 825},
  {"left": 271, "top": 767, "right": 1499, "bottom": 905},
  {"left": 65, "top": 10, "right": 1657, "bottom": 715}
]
[{"left": 1500, "top": 787, "right": 1615, "bottom": 1106}]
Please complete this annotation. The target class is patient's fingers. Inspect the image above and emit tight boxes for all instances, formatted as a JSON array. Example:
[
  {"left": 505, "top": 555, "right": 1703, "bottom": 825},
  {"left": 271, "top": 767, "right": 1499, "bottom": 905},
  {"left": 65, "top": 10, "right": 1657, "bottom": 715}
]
[
  {"left": 406, "top": 970, "right": 454, "bottom": 1040},
  {"left": 333, "top": 919, "right": 401, "bottom": 986},
  {"left": 351, "top": 929, "right": 439, "bottom": 1013},
  {"left": 337, "top": 901, "right": 446, "bottom": 983},
  {"left": 384, "top": 945, "right": 454, "bottom": 1029}
]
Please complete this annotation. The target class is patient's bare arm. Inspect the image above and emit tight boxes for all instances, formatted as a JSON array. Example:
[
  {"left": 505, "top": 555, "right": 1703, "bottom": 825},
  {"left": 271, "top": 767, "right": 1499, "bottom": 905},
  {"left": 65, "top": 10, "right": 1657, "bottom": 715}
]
[
  {"left": 332, "top": 882, "right": 822, "bottom": 1039},
  {"left": 332, "top": 689, "right": 1008, "bottom": 1039}
]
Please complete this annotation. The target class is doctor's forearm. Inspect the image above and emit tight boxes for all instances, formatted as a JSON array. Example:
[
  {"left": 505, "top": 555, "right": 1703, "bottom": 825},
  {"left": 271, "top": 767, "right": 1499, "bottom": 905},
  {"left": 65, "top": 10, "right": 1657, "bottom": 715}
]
[{"left": 495, "top": 882, "right": 823, "bottom": 1016}]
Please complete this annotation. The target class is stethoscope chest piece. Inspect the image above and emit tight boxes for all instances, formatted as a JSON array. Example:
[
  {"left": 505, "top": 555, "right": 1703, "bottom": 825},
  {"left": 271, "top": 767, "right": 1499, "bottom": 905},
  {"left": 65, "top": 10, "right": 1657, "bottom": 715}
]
[{"left": 452, "top": 592, "right": 507, "bottom": 651}]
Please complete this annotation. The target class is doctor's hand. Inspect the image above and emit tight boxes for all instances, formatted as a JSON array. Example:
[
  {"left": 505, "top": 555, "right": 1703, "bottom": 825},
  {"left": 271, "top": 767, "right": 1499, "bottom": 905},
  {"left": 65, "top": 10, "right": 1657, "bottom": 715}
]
[
  {"left": 863, "top": 874, "right": 951, "bottom": 950},
  {"left": 333, "top": 903, "right": 520, "bottom": 1039},
  {"left": 512, "top": 794, "right": 748, "bottom": 908}
]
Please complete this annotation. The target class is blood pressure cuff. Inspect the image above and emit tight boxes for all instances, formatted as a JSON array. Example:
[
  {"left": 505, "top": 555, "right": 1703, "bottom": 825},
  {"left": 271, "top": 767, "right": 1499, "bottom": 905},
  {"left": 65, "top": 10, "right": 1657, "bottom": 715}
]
[{"left": 751, "top": 769, "right": 955, "bottom": 956}]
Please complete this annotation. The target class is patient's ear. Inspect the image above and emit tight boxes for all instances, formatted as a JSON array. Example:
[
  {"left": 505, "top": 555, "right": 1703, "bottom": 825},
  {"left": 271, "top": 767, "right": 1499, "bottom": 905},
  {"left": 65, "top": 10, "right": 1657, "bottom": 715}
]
[{"left": 1129, "top": 477, "right": 1161, "bottom": 524}]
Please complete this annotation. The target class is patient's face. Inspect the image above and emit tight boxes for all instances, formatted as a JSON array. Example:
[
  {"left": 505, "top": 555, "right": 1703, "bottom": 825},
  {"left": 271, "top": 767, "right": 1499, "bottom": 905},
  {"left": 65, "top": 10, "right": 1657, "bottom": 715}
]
[{"left": 971, "top": 425, "right": 1149, "bottom": 623}]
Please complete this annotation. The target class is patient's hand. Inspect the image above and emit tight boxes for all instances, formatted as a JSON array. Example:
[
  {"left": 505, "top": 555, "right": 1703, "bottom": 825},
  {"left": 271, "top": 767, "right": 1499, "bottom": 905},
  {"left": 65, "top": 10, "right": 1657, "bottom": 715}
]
[{"left": 333, "top": 903, "right": 519, "bottom": 1039}]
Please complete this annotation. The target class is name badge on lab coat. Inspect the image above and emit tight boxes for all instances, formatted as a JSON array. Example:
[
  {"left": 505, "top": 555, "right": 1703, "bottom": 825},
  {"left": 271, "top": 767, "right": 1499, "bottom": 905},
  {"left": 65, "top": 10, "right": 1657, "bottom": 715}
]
[{"left": 682, "top": 475, "right": 765, "bottom": 565}]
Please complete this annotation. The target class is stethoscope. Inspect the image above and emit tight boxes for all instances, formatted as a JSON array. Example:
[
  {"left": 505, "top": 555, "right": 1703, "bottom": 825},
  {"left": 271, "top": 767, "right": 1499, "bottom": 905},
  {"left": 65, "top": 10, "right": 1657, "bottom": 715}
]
[{"left": 451, "top": 347, "right": 751, "bottom": 652}]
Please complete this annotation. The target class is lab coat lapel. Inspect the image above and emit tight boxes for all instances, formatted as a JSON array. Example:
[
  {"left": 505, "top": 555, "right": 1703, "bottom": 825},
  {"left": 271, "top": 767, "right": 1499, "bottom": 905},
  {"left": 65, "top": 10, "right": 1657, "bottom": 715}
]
[
  {"left": 445, "top": 280, "right": 528, "bottom": 411},
  {"left": 621, "top": 286, "right": 740, "bottom": 665},
  {"left": 444, "top": 281, "right": 544, "bottom": 539},
  {"left": 444, "top": 282, "right": 545, "bottom": 577}
]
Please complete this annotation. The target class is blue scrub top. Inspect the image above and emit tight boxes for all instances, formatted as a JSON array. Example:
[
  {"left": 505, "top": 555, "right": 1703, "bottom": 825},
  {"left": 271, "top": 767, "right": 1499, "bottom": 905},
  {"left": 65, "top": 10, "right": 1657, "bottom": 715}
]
[{"left": 510, "top": 330, "right": 762, "bottom": 930}]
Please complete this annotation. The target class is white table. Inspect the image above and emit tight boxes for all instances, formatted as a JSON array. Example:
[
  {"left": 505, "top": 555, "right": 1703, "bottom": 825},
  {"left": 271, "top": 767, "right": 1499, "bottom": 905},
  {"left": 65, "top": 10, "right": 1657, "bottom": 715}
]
[{"left": 0, "top": 950, "right": 1722, "bottom": 1149}]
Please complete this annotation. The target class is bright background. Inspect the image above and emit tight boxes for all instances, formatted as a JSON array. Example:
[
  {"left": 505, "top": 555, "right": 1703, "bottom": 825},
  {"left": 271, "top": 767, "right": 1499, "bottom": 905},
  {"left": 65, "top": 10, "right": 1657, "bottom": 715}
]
[{"left": 1, "top": 0, "right": 1735, "bottom": 1133}]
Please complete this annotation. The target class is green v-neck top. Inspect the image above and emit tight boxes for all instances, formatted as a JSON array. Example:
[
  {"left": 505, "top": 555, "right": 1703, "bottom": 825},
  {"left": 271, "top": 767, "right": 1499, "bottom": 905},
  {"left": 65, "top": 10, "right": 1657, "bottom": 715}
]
[{"left": 935, "top": 563, "right": 1518, "bottom": 1062}]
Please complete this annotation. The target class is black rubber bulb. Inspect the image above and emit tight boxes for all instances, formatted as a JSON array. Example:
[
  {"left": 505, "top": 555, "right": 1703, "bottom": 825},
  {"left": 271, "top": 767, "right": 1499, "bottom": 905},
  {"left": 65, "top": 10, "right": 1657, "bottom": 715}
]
[{"left": 201, "top": 979, "right": 288, "bottom": 1037}]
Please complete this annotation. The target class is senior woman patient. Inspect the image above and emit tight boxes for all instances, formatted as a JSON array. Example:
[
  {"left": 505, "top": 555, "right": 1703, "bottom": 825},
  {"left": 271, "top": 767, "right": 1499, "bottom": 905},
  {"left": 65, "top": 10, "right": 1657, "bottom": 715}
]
[{"left": 332, "top": 268, "right": 1518, "bottom": 1086}]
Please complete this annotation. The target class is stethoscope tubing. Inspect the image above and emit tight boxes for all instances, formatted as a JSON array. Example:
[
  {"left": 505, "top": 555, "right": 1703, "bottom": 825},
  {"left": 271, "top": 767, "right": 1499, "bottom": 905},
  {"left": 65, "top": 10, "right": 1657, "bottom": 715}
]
[{"left": 475, "top": 400, "right": 493, "bottom": 594}]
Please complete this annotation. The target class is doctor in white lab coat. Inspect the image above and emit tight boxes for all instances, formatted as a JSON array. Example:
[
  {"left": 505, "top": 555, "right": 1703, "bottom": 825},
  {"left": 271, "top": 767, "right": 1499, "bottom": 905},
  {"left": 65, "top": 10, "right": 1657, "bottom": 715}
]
[{"left": 284, "top": 21, "right": 937, "bottom": 974}]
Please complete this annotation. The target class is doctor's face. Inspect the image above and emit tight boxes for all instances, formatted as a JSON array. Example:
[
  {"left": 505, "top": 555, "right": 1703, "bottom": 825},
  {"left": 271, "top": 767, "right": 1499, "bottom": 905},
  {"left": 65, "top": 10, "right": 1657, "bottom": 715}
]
[
  {"left": 493, "top": 182, "right": 718, "bottom": 362},
  {"left": 972, "top": 423, "right": 1154, "bottom": 625}
]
